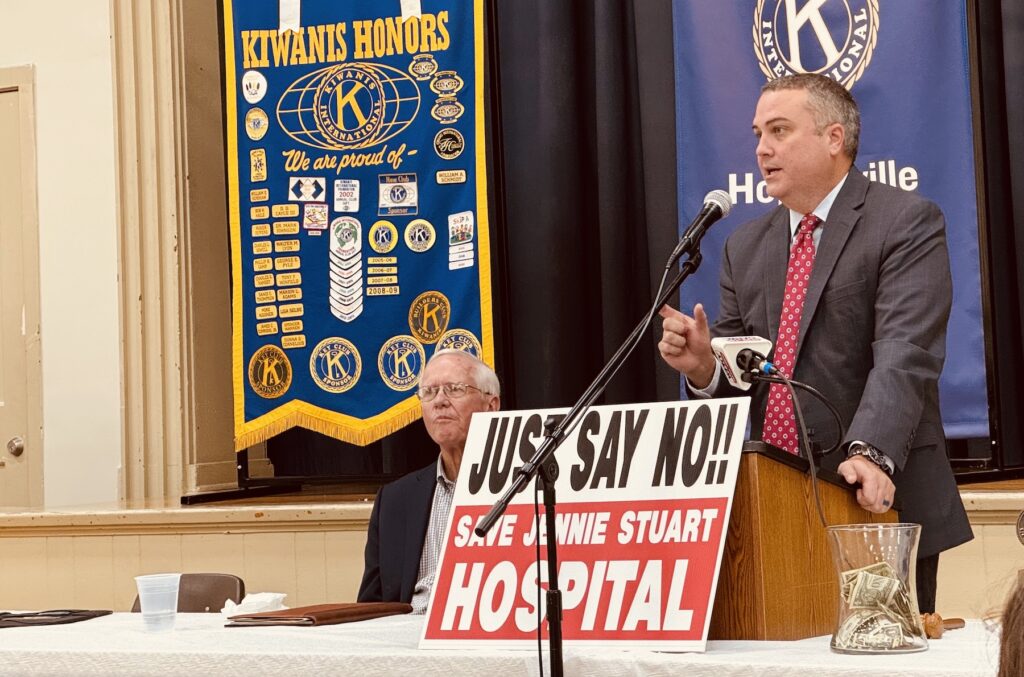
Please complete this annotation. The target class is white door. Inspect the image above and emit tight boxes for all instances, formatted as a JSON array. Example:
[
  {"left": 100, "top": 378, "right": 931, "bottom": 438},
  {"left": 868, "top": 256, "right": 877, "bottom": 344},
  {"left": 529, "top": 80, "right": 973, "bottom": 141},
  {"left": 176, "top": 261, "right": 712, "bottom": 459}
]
[{"left": 0, "top": 67, "right": 43, "bottom": 507}]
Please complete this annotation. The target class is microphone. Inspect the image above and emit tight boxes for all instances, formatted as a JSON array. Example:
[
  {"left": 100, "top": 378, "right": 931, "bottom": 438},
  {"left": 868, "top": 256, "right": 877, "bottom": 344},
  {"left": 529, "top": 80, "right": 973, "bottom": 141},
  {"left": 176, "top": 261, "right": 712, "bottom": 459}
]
[
  {"left": 710, "top": 336, "right": 774, "bottom": 390},
  {"left": 668, "top": 190, "right": 734, "bottom": 266},
  {"left": 736, "top": 348, "right": 779, "bottom": 377}
]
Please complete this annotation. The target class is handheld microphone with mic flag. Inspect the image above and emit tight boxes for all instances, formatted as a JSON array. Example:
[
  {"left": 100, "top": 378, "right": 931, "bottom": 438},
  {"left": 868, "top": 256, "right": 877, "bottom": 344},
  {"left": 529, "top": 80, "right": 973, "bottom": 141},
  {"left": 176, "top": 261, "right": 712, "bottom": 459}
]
[
  {"left": 711, "top": 334, "right": 834, "bottom": 525},
  {"left": 711, "top": 335, "right": 842, "bottom": 453},
  {"left": 667, "top": 190, "right": 733, "bottom": 268},
  {"left": 711, "top": 337, "right": 880, "bottom": 543},
  {"left": 710, "top": 336, "right": 773, "bottom": 390}
]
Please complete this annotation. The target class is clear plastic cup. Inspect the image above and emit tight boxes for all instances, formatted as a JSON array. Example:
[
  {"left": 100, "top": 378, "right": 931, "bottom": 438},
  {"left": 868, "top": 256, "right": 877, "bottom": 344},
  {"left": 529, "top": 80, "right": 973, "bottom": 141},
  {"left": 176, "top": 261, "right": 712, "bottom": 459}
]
[{"left": 134, "top": 573, "right": 181, "bottom": 632}]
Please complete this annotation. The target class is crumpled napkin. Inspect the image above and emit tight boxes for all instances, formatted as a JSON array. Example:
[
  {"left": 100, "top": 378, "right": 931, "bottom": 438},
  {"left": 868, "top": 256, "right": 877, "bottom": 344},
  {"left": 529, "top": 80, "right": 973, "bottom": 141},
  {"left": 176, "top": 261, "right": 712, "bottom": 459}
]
[{"left": 221, "top": 593, "right": 288, "bottom": 618}]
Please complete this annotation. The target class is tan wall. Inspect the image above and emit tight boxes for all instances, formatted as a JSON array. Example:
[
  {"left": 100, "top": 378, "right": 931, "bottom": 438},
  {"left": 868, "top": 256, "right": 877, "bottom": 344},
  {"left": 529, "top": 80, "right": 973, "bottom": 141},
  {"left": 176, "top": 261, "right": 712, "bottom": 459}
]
[
  {"left": 0, "top": 0, "right": 122, "bottom": 506},
  {"left": 0, "top": 503, "right": 373, "bottom": 610},
  {"left": 936, "top": 491, "right": 1024, "bottom": 618},
  {"left": 0, "top": 492, "right": 1019, "bottom": 618}
]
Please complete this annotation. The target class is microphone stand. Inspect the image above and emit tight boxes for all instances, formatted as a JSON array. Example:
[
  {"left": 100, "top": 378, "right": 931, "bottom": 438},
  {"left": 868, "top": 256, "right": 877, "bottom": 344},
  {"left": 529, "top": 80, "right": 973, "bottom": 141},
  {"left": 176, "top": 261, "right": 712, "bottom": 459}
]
[{"left": 475, "top": 244, "right": 708, "bottom": 677}]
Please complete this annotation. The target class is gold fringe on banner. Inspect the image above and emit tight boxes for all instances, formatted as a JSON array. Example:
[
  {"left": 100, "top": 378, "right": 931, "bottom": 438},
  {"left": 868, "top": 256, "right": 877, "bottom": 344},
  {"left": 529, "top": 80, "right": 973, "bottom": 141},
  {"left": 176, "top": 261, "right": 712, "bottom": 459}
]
[{"left": 234, "top": 397, "right": 425, "bottom": 451}]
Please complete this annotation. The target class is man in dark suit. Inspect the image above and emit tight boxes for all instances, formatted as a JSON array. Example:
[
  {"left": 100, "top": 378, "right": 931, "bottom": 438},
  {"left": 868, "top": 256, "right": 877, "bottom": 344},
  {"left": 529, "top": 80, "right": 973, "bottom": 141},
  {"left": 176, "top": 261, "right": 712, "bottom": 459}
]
[
  {"left": 357, "top": 350, "right": 500, "bottom": 612},
  {"left": 658, "top": 73, "right": 971, "bottom": 612}
]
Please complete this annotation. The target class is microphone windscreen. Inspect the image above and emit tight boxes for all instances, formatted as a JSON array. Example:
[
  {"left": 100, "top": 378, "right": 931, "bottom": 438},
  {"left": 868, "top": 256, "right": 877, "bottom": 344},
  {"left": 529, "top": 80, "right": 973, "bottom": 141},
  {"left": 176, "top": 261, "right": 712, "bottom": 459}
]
[{"left": 703, "top": 189, "right": 733, "bottom": 218}]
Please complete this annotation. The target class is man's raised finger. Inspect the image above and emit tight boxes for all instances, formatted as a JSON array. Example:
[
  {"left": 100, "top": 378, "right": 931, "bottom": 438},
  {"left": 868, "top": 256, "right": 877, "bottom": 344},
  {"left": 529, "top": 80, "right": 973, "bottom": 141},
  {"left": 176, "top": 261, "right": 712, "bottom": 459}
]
[{"left": 693, "top": 303, "right": 709, "bottom": 334}]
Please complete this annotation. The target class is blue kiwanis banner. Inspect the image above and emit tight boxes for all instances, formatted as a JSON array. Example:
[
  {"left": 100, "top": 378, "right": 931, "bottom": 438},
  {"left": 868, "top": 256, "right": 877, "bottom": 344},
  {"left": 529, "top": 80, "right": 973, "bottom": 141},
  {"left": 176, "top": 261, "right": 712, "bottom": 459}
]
[
  {"left": 225, "top": 0, "right": 492, "bottom": 449},
  {"left": 672, "top": 0, "right": 988, "bottom": 438}
]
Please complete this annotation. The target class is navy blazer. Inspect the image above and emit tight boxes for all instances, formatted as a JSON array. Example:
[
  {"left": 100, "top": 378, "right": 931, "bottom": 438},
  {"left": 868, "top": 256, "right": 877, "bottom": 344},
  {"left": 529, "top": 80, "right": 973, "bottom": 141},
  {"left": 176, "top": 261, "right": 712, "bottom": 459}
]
[{"left": 357, "top": 462, "right": 438, "bottom": 603}]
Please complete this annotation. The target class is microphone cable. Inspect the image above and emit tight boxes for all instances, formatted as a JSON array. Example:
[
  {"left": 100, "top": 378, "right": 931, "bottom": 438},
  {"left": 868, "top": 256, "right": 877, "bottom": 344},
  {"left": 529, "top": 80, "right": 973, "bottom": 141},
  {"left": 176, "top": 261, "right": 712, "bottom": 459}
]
[
  {"left": 742, "top": 351, "right": 848, "bottom": 528},
  {"left": 740, "top": 351, "right": 846, "bottom": 456},
  {"left": 760, "top": 371, "right": 829, "bottom": 528},
  {"left": 764, "top": 377, "right": 845, "bottom": 459}
]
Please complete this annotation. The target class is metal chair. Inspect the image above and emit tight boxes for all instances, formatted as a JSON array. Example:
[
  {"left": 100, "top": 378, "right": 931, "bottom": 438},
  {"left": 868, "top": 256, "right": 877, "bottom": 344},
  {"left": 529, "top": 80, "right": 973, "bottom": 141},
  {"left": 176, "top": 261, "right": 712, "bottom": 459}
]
[{"left": 130, "top": 573, "right": 246, "bottom": 613}]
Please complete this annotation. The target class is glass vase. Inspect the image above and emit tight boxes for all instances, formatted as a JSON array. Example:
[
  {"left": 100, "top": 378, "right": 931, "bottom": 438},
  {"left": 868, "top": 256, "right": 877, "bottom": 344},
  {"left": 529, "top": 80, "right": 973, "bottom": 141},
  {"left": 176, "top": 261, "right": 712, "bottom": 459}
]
[{"left": 826, "top": 523, "right": 928, "bottom": 654}]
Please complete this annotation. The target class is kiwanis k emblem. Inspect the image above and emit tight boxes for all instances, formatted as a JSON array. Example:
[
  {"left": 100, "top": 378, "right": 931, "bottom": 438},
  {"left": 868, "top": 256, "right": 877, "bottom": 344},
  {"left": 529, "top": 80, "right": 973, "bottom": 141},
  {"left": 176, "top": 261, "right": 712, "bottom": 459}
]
[{"left": 754, "top": 0, "right": 879, "bottom": 88}]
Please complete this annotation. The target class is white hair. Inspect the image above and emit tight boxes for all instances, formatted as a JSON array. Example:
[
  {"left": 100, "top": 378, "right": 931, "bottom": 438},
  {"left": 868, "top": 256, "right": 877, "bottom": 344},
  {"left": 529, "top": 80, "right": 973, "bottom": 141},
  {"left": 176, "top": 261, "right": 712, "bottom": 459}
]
[{"left": 426, "top": 349, "right": 500, "bottom": 396}]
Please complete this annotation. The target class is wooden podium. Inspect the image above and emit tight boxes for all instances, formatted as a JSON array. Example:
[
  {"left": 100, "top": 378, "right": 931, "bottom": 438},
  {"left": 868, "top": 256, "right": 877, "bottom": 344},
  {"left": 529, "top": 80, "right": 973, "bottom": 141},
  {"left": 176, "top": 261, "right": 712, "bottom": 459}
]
[{"left": 709, "top": 441, "right": 897, "bottom": 641}]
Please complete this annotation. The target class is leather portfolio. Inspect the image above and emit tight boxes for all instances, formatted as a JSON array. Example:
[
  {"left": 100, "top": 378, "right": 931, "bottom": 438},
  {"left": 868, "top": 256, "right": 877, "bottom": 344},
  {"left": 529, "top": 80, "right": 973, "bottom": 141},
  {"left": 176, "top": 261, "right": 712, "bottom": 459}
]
[{"left": 227, "top": 602, "right": 412, "bottom": 627}]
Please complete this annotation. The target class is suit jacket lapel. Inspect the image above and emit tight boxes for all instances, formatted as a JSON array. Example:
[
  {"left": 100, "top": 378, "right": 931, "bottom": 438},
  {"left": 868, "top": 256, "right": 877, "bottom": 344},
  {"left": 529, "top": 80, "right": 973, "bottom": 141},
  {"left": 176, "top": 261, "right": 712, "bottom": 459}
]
[
  {"left": 763, "top": 206, "right": 791, "bottom": 347},
  {"left": 795, "top": 168, "right": 866, "bottom": 364},
  {"left": 402, "top": 464, "right": 437, "bottom": 599}
]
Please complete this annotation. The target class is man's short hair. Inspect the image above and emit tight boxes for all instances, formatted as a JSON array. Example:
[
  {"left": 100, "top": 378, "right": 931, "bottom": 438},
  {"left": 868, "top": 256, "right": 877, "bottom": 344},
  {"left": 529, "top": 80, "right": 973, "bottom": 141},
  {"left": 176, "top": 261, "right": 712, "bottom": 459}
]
[
  {"left": 762, "top": 73, "right": 860, "bottom": 161},
  {"left": 426, "top": 349, "right": 500, "bottom": 396}
]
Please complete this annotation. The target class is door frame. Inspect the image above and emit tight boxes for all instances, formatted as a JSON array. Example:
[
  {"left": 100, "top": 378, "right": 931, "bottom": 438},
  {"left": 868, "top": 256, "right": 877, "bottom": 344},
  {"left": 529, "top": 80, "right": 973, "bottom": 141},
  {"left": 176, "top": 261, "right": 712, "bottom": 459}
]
[{"left": 0, "top": 65, "right": 43, "bottom": 506}]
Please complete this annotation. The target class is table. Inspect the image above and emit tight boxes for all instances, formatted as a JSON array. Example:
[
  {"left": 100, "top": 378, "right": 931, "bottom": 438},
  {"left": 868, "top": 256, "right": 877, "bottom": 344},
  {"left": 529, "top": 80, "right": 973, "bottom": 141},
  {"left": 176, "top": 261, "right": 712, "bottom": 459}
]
[{"left": 0, "top": 612, "right": 1000, "bottom": 676}]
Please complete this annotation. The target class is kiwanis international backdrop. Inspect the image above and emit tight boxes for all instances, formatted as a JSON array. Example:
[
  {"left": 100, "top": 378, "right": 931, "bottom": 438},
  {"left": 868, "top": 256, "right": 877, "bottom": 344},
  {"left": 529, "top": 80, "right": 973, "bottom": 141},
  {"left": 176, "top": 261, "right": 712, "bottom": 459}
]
[
  {"left": 673, "top": 1, "right": 988, "bottom": 438},
  {"left": 224, "top": 0, "right": 492, "bottom": 449}
]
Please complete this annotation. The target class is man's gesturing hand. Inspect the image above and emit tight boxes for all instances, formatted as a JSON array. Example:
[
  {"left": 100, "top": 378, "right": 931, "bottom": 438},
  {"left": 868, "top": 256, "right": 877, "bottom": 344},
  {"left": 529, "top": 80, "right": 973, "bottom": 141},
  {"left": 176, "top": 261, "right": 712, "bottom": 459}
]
[{"left": 658, "top": 303, "right": 716, "bottom": 388}]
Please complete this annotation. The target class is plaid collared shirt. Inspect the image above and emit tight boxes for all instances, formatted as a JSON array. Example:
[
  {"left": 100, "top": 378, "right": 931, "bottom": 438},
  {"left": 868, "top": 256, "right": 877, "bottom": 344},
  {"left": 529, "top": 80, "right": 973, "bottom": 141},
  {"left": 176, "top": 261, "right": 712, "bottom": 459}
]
[{"left": 410, "top": 457, "right": 456, "bottom": 614}]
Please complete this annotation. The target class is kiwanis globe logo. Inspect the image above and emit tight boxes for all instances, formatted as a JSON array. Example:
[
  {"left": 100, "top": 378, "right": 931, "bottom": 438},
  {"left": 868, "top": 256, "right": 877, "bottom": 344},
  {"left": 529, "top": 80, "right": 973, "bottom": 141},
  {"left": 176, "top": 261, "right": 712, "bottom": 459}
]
[
  {"left": 754, "top": 0, "right": 879, "bottom": 88},
  {"left": 277, "top": 63, "right": 421, "bottom": 151}
]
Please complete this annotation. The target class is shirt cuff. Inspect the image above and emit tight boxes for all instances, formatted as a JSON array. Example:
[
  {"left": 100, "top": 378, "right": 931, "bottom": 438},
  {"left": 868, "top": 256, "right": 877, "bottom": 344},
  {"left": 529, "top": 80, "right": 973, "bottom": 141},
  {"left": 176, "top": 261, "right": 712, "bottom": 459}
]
[{"left": 686, "top": 361, "right": 722, "bottom": 398}]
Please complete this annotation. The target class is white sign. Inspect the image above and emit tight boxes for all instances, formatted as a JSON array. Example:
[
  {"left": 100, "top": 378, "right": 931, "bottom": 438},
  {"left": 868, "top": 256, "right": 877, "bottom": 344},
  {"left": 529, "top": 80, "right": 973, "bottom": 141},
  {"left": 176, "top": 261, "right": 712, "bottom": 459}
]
[{"left": 420, "top": 398, "right": 749, "bottom": 652}]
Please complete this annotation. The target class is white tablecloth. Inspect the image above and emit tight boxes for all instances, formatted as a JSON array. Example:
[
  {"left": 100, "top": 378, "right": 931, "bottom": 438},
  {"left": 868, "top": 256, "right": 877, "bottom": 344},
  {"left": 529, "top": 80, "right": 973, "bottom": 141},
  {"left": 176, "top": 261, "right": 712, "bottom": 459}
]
[{"left": 0, "top": 612, "right": 1000, "bottom": 676}]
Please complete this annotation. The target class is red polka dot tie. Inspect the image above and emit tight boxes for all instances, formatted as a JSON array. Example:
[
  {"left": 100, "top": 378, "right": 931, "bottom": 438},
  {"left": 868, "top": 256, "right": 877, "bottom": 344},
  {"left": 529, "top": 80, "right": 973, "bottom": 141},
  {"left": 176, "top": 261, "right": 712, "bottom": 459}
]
[{"left": 763, "top": 213, "right": 820, "bottom": 455}]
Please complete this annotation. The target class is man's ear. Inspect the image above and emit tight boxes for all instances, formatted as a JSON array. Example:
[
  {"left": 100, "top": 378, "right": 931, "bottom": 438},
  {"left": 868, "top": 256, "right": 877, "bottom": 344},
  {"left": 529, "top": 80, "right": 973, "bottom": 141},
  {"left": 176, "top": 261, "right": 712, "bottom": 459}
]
[
  {"left": 827, "top": 122, "right": 846, "bottom": 157},
  {"left": 488, "top": 396, "right": 501, "bottom": 412}
]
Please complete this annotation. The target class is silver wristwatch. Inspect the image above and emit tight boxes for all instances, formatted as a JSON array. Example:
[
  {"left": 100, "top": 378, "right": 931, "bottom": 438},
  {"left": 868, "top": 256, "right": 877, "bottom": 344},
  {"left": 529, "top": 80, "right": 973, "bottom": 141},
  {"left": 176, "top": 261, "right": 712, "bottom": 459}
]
[{"left": 847, "top": 442, "right": 893, "bottom": 476}]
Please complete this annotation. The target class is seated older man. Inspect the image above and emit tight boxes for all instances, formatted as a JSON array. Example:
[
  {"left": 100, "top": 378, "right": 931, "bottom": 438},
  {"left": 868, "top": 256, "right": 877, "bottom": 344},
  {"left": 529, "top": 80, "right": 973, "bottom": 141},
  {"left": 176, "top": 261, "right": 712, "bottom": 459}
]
[{"left": 357, "top": 349, "right": 500, "bottom": 612}]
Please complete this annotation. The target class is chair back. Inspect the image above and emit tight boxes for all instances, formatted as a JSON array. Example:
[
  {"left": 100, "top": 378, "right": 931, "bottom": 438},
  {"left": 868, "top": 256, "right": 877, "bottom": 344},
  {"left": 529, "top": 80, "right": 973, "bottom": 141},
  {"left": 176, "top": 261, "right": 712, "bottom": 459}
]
[{"left": 130, "top": 573, "right": 245, "bottom": 613}]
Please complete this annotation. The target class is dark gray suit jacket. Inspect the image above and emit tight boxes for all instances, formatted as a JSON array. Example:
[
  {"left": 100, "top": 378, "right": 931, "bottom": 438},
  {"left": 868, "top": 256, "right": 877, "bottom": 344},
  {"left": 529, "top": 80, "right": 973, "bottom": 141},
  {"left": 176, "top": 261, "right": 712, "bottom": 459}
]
[{"left": 707, "top": 168, "right": 972, "bottom": 558}]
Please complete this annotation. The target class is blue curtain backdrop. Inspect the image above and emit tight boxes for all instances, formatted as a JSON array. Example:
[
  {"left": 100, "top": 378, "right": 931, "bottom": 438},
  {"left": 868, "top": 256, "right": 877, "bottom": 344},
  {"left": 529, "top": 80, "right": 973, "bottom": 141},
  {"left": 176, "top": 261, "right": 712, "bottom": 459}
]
[{"left": 672, "top": 0, "right": 988, "bottom": 438}]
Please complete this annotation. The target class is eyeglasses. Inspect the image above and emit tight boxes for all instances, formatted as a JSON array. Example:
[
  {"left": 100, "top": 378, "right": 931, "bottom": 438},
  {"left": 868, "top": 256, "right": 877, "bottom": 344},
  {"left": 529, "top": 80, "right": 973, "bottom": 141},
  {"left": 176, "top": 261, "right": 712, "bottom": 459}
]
[{"left": 416, "top": 382, "right": 489, "bottom": 402}]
